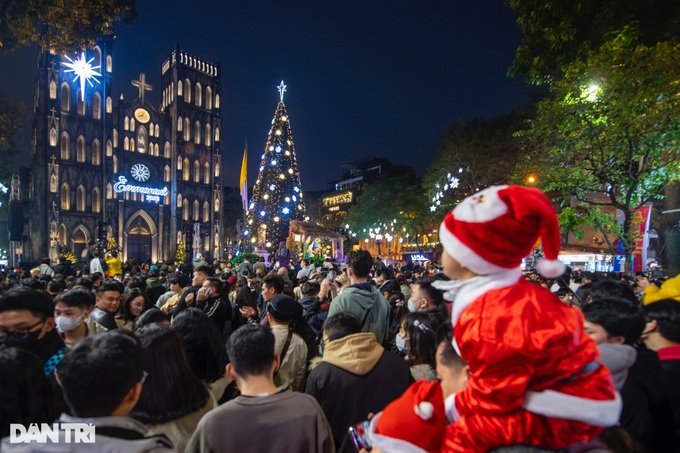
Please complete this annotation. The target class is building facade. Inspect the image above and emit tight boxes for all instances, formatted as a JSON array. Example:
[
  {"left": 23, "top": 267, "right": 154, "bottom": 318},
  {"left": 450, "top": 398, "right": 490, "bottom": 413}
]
[{"left": 24, "top": 44, "right": 223, "bottom": 264}]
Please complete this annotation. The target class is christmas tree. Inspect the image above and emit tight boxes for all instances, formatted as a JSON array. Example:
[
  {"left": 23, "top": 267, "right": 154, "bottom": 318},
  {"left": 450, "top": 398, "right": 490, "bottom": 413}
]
[
  {"left": 107, "top": 236, "right": 119, "bottom": 253},
  {"left": 175, "top": 240, "right": 186, "bottom": 264},
  {"left": 245, "top": 81, "right": 306, "bottom": 251}
]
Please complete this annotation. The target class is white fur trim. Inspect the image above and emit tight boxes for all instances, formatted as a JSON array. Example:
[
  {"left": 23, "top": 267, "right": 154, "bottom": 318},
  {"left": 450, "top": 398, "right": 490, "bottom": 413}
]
[
  {"left": 415, "top": 402, "right": 434, "bottom": 420},
  {"left": 451, "top": 185, "right": 509, "bottom": 222},
  {"left": 433, "top": 268, "right": 522, "bottom": 328},
  {"left": 439, "top": 223, "right": 512, "bottom": 275},
  {"left": 536, "top": 259, "right": 566, "bottom": 279},
  {"left": 444, "top": 393, "right": 460, "bottom": 422},
  {"left": 367, "top": 412, "right": 429, "bottom": 453},
  {"left": 523, "top": 390, "right": 622, "bottom": 427}
]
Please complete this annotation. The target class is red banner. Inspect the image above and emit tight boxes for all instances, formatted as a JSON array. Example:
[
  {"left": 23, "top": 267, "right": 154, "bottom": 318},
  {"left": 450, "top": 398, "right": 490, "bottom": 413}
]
[{"left": 631, "top": 205, "right": 652, "bottom": 273}]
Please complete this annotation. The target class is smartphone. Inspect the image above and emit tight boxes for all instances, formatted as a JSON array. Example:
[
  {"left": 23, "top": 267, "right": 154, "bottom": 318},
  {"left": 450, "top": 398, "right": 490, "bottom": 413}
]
[
  {"left": 348, "top": 420, "right": 371, "bottom": 451},
  {"left": 328, "top": 270, "right": 336, "bottom": 280}
]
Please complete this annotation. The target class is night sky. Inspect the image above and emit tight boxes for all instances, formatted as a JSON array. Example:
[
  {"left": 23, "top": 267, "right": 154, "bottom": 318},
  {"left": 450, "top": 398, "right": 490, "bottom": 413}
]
[{"left": 0, "top": 0, "right": 535, "bottom": 191}]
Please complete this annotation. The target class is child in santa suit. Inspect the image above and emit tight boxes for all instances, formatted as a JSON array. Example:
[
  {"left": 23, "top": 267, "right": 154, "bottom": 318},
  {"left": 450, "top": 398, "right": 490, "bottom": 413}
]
[{"left": 427, "top": 185, "right": 621, "bottom": 452}]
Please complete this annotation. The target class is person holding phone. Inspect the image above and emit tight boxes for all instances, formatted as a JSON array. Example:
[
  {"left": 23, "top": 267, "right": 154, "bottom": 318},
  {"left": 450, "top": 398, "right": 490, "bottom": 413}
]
[{"left": 185, "top": 277, "right": 231, "bottom": 336}]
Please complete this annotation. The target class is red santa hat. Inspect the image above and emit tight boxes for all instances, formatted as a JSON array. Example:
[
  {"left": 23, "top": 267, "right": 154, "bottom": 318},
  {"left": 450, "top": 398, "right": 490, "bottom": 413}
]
[
  {"left": 369, "top": 380, "right": 446, "bottom": 453},
  {"left": 439, "top": 185, "right": 566, "bottom": 278}
]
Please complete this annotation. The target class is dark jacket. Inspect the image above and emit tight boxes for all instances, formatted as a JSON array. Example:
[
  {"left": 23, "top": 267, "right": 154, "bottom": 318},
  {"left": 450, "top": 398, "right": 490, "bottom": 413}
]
[
  {"left": 53, "top": 263, "right": 73, "bottom": 277},
  {"left": 619, "top": 347, "right": 678, "bottom": 451},
  {"left": 89, "top": 306, "right": 118, "bottom": 330},
  {"left": 305, "top": 332, "right": 412, "bottom": 452}
]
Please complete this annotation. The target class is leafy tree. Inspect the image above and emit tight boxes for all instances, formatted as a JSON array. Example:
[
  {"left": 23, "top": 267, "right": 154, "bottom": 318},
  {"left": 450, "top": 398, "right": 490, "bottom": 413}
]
[
  {"left": 507, "top": 0, "right": 680, "bottom": 84},
  {"left": 513, "top": 30, "right": 680, "bottom": 265},
  {"left": 345, "top": 166, "right": 427, "bottom": 246},
  {"left": 423, "top": 109, "right": 531, "bottom": 217},
  {"left": 0, "top": 0, "right": 136, "bottom": 53},
  {"left": 0, "top": 91, "right": 24, "bottom": 182}
]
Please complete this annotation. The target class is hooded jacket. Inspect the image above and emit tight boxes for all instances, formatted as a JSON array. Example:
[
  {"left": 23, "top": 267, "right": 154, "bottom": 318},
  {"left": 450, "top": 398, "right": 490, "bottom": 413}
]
[
  {"left": 643, "top": 273, "right": 680, "bottom": 305},
  {"left": 305, "top": 332, "right": 411, "bottom": 452},
  {"left": 327, "top": 284, "right": 391, "bottom": 345}
]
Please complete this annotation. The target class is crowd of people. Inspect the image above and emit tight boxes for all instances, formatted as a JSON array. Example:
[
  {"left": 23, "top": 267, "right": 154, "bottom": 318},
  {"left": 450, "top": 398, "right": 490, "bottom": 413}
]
[{"left": 0, "top": 185, "right": 679, "bottom": 452}]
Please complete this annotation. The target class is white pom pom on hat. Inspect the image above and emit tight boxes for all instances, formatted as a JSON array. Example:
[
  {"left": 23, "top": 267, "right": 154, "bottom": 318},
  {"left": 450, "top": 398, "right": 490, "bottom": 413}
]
[
  {"left": 439, "top": 185, "right": 565, "bottom": 277},
  {"left": 415, "top": 401, "right": 434, "bottom": 420}
]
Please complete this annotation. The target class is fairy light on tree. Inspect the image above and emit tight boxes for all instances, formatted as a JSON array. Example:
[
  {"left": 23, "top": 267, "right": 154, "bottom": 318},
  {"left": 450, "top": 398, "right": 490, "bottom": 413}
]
[{"left": 245, "top": 81, "right": 305, "bottom": 251}]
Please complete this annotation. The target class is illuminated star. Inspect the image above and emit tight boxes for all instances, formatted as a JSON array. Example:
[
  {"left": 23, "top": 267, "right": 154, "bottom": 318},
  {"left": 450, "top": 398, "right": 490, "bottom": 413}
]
[
  {"left": 450, "top": 177, "right": 460, "bottom": 189},
  {"left": 62, "top": 52, "right": 102, "bottom": 101},
  {"left": 430, "top": 205, "right": 436, "bottom": 212},
  {"left": 277, "top": 81, "right": 287, "bottom": 101}
]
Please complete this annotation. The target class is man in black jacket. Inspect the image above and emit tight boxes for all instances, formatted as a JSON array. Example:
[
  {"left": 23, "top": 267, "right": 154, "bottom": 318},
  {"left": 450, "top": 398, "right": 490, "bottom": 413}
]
[
  {"left": 89, "top": 280, "right": 123, "bottom": 330},
  {"left": 305, "top": 312, "right": 412, "bottom": 452}
]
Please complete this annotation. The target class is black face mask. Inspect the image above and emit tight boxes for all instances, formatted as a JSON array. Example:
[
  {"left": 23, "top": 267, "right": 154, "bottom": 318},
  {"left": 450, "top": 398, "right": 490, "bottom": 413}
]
[{"left": 2, "top": 325, "right": 44, "bottom": 350}]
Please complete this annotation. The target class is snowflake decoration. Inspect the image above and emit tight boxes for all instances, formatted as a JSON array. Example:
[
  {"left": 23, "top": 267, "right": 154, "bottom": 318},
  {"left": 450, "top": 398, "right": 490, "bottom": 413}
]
[
  {"left": 450, "top": 177, "right": 460, "bottom": 188},
  {"left": 62, "top": 52, "right": 102, "bottom": 101},
  {"left": 130, "top": 164, "right": 150, "bottom": 182},
  {"left": 282, "top": 207, "right": 290, "bottom": 214}
]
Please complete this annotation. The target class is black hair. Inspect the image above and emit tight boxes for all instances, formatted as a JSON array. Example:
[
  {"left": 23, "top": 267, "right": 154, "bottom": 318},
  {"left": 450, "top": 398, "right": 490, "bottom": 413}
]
[
  {"left": 73, "top": 277, "right": 93, "bottom": 290},
  {"left": 0, "top": 287, "right": 54, "bottom": 320},
  {"left": 262, "top": 274, "right": 284, "bottom": 293},
  {"left": 167, "top": 273, "right": 190, "bottom": 288},
  {"left": 205, "top": 277, "right": 223, "bottom": 293},
  {"left": 403, "top": 312, "right": 439, "bottom": 368},
  {"left": 130, "top": 324, "right": 210, "bottom": 424},
  {"left": 0, "top": 348, "right": 59, "bottom": 438},
  {"left": 194, "top": 265, "right": 214, "bottom": 277},
  {"left": 412, "top": 277, "right": 444, "bottom": 307},
  {"left": 127, "top": 276, "right": 147, "bottom": 292},
  {"left": 435, "top": 321, "right": 466, "bottom": 369},
  {"left": 132, "top": 308, "right": 170, "bottom": 332},
  {"left": 643, "top": 300, "right": 680, "bottom": 344},
  {"left": 96, "top": 279, "right": 124, "bottom": 295},
  {"left": 227, "top": 324, "right": 276, "bottom": 378},
  {"left": 57, "top": 330, "right": 144, "bottom": 417},
  {"left": 235, "top": 285, "right": 258, "bottom": 310},
  {"left": 302, "top": 281, "right": 320, "bottom": 297},
  {"left": 347, "top": 250, "right": 373, "bottom": 278},
  {"left": 172, "top": 308, "right": 227, "bottom": 383},
  {"left": 323, "top": 312, "right": 362, "bottom": 337},
  {"left": 589, "top": 280, "right": 637, "bottom": 304},
  {"left": 581, "top": 298, "right": 645, "bottom": 345},
  {"left": 54, "top": 288, "right": 95, "bottom": 310}
]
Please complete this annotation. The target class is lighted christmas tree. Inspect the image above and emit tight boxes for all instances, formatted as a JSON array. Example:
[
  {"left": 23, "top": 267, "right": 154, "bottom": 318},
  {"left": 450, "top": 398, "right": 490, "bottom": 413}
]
[
  {"left": 107, "top": 236, "right": 119, "bottom": 253},
  {"left": 175, "top": 240, "right": 186, "bottom": 264},
  {"left": 245, "top": 81, "right": 306, "bottom": 251}
]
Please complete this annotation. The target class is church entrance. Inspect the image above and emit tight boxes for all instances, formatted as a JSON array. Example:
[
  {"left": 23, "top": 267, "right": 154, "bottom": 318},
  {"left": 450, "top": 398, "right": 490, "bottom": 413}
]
[{"left": 127, "top": 216, "right": 153, "bottom": 262}]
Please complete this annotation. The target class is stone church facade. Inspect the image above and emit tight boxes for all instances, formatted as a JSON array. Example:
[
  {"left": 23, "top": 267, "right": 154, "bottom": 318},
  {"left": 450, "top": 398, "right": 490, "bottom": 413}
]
[{"left": 24, "top": 42, "right": 223, "bottom": 264}]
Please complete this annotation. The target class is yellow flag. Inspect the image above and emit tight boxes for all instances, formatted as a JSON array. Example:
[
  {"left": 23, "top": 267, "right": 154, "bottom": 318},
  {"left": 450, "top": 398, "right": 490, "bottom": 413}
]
[{"left": 239, "top": 145, "right": 248, "bottom": 211}]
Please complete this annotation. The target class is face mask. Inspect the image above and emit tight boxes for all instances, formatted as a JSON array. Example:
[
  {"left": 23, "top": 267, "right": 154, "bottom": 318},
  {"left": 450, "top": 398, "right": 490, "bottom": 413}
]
[
  {"left": 407, "top": 298, "right": 418, "bottom": 313},
  {"left": 55, "top": 315, "right": 84, "bottom": 333},
  {"left": 3, "top": 326, "right": 43, "bottom": 350},
  {"left": 395, "top": 335, "right": 409, "bottom": 352}
]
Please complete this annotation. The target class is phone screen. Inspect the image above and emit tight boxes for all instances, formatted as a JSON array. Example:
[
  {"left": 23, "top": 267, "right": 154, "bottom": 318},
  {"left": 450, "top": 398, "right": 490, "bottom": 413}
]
[
  {"left": 328, "top": 270, "right": 336, "bottom": 280},
  {"left": 348, "top": 420, "right": 371, "bottom": 451}
]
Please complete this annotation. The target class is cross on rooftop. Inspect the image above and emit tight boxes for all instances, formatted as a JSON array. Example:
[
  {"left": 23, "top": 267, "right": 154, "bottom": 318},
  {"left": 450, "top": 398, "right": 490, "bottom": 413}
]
[{"left": 132, "top": 73, "right": 153, "bottom": 102}]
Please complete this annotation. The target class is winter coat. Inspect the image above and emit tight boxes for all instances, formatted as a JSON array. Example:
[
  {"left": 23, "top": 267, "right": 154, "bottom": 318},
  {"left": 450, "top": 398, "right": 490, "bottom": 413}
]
[
  {"left": 643, "top": 274, "right": 680, "bottom": 305},
  {"left": 145, "top": 277, "right": 165, "bottom": 305},
  {"left": 192, "top": 257, "right": 207, "bottom": 269},
  {"left": 327, "top": 283, "right": 391, "bottom": 345},
  {"left": 105, "top": 256, "right": 122, "bottom": 277},
  {"left": 305, "top": 332, "right": 411, "bottom": 452}
]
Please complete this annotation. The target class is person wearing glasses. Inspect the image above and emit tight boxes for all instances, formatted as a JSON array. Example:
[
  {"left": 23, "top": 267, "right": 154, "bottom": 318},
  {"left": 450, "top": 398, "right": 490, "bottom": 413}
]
[{"left": 0, "top": 286, "right": 67, "bottom": 380}]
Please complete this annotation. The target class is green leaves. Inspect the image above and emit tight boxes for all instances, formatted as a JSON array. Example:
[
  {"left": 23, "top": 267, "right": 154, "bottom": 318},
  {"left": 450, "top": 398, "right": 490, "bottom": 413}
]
[{"left": 0, "top": 0, "right": 137, "bottom": 53}]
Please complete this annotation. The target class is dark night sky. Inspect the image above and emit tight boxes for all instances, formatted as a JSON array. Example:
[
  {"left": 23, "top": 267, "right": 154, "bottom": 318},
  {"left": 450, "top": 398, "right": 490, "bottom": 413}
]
[{"left": 0, "top": 0, "right": 535, "bottom": 190}]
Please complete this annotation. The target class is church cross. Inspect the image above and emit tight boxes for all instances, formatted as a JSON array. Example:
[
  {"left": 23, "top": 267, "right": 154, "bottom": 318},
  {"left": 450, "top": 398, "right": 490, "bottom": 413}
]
[{"left": 132, "top": 73, "right": 153, "bottom": 102}]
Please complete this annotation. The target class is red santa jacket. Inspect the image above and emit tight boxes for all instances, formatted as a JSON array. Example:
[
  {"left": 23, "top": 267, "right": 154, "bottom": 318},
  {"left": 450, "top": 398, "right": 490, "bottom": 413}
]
[{"left": 437, "top": 270, "right": 621, "bottom": 453}]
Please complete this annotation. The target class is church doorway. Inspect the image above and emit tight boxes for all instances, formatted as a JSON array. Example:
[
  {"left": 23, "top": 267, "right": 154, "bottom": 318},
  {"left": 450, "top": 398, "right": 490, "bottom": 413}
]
[
  {"left": 72, "top": 226, "right": 89, "bottom": 261},
  {"left": 127, "top": 216, "right": 152, "bottom": 262},
  {"left": 124, "top": 210, "right": 158, "bottom": 263}
]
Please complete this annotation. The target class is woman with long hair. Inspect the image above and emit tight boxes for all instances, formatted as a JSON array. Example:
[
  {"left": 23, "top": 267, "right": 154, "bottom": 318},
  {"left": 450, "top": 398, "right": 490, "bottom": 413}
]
[
  {"left": 130, "top": 324, "right": 214, "bottom": 452},
  {"left": 396, "top": 312, "right": 440, "bottom": 381},
  {"left": 171, "top": 308, "right": 229, "bottom": 402},
  {"left": 116, "top": 288, "right": 151, "bottom": 330}
]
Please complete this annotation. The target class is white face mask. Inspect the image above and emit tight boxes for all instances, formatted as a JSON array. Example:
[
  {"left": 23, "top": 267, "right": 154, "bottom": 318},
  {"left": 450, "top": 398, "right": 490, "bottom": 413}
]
[
  {"left": 395, "top": 335, "right": 409, "bottom": 352},
  {"left": 55, "top": 315, "right": 84, "bottom": 333},
  {"left": 407, "top": 298, "right": 418, "bottom": 312}
]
